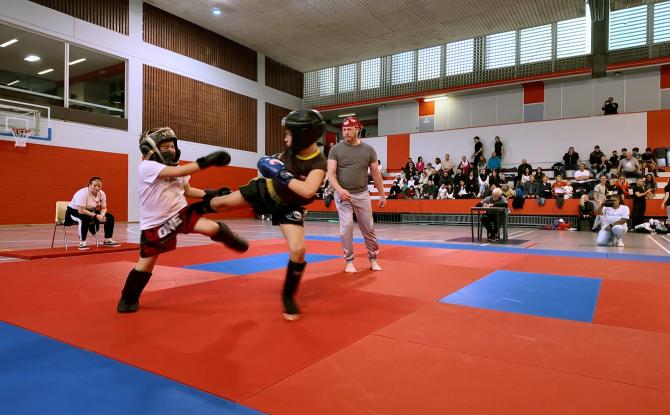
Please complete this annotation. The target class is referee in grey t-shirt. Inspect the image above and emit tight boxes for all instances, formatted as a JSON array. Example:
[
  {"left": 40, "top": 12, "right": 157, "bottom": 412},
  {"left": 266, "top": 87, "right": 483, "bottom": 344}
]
[{"left": 327, "top": 116, "right": 386, "bottom": 273}]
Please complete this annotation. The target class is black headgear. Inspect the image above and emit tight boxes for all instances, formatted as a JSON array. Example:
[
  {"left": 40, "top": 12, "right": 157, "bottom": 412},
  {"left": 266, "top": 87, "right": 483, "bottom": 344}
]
[
  {"left": 139, "top": 127, "right": 181, "bottom": 166},
  {"left": 282, "top": 109, "right": 326, "bottom": 151}
]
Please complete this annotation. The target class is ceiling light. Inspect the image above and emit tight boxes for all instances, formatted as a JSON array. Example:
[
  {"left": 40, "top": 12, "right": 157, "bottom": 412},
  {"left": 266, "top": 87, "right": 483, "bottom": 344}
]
[
  {"left": 7, "top": 80, "right": 20, "bottom": 86},
  {"left": 424, "top": 94, "right": 447, "bottom": 102},
  {"left": 0, "top": 39, "right": 18, "bottom": 48},
  {"left": 337, "top": 113, "right": 356, "bottom": 117},
  {"left": 38, "top": 68, "right": 54, "bottom": 75},
  {"left": 69, "top": 58, "right": 87, "bottom": 65},
  {"left": 24, "top": 55, "right": 40, "bottom": 62},
  {"left": 212, "top": 7, "right": 222, "bottom": 15}
]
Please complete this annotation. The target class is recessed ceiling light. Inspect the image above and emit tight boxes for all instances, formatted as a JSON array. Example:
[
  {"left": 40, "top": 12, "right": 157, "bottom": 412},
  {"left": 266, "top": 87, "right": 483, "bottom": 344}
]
[
  {"left": 24, "top": 55, "right": 40, "bottom": 62},
  {"left": 337, "top": 113, "right": 356, "bottom": 117},
  {"left": 38, "top": 68, "right": 54, "bottom": 75},
  {"left": 7, "top": 80, "right": 20, "bottom": 86},
  {"left": 0, "top": 39, "right": 18, "bottom": 48},
  {"left": 212, "top": 7, "right": 222, "bottom": 15},
  {"left": 69, "top": 58, "right": 87, "bottom": 65}
]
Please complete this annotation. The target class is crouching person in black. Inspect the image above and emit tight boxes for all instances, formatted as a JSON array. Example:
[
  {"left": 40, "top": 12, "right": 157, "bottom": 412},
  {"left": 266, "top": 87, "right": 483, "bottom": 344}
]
[{"left": 479, "top": 187, "right": 508, "bottom": 241}]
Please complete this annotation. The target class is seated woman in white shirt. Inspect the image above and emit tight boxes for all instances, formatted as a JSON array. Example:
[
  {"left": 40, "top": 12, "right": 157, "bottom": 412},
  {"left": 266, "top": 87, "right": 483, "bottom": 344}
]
[
  {"left": 66, "top": 177, "right": 120, "bottom": 250},
  {"left": 596, "top": 196, "right": 630, "bottom": 247}
]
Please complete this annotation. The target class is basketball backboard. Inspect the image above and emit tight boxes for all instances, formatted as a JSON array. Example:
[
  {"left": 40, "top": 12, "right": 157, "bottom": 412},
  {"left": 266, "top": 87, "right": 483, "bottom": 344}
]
[{"left": 0, "top": 98, "right": 52, "bottom": 143}]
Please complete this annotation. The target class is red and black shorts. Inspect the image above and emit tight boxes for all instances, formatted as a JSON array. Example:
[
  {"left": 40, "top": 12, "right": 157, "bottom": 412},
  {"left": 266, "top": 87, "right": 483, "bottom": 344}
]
[{"left": 139, "top": 206, "right": 202, "bottom": 258}]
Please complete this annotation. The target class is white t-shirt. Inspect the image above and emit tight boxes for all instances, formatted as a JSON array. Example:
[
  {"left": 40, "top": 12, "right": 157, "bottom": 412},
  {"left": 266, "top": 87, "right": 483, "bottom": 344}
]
[
  {"left": 138, "top": 160, "right": 189, "bottom": 230},
  {"left": 69, "top": 187, "right": 106, "bottom": 211},
  {"left": 602, "top": 204, "right": 630, "bottom": 227},
  {"left": 574, "top": 170, "right": 593, "bottom": 180}
]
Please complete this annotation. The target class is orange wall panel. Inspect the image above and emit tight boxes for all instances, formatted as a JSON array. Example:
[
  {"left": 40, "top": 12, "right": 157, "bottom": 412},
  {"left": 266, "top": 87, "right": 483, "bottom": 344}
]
[
  {"left": 386, "top": 133, "right": 410, "bottom": 170},
  {"left": 0, "top": 142, "right": 128, "bottom": 225},
  {"left": 647, "top": 109, "right": 670, "bottom": 150},
  {"left": 418, "top": 100, "right": 435, "bottom": 116},
  {"left": 523, "top": 82, "right": 544, "bottom": 104}
]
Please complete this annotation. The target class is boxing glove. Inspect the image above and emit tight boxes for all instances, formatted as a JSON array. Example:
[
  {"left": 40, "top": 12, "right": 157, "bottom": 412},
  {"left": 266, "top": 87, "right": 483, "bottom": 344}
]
[
  {"left": 196, "top": 151, "right": 231, "bottom": 169},
  {"left": 258, "top": 157, "right": 294, "bottom": 186}
]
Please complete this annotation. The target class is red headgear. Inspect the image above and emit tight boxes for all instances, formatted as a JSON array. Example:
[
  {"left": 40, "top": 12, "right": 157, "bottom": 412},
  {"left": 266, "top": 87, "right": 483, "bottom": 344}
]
[{"left": 342, "top": 116, "right": 362, "bottom": 129}]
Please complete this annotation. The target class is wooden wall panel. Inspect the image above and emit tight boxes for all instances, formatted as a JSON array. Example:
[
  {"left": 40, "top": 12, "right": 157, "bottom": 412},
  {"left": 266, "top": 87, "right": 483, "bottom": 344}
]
[
  {"left": 265, "top": 103, "right": 292, "bottom": 156},
  {"left": 143, "top": 66, "right": 257, "bottom": 152},
  {"left": 265, "top": 57, "right": 303, "bottom": 98},
  {"left": 143, "top": 3, "right": 257, "bottom": 81},
  {"left": 29, "top": 0, "right": 128, "bottom": 35}
]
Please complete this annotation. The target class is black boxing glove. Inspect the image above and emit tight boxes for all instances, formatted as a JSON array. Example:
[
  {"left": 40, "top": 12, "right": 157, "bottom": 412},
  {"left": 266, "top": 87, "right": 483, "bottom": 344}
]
[{"left": 196, "top": 151, "right": 231, "bottom": 169}]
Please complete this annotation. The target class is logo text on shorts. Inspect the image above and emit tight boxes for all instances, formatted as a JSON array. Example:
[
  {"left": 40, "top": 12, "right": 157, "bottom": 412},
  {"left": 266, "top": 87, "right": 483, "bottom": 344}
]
[{"left": 158, "top": 215, "right": 183, "bottom": 238}]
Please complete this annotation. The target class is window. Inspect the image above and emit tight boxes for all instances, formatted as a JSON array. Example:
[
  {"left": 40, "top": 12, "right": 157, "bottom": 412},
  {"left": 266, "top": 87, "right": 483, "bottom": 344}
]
[
  {"left": 445, "top": 38, "right": 474, "bottom": 75},
  {"left": 391, "top": 51, "right": 415, "bottom": 85},
  {"left": 519, "top": 25, "right": 552, "bottom": 64},
  {"left": 68, "top": 44, "right": 125, "bottom": 117},
  {"left": 360, "top": 58, "right": 381, "bottom": 90},
  {"left": 556, "top": 16, "right": 591, "bottom": 58},
  {"left": 0, "top": 24, "right": 65, "bottom": 103},
  {"left": 318, "top": 67, "right": 335, "bottom": 96},
  {"left": 417, "top": 46, "right": 441, "bottom": 80},
  {"left": 338, "top": 63, "right": 356, "bottom": 93},
  {"left": 654, "top": 1, "right": 670, "bottom": 43},
  {"left": 486, "top": 31, "right": 516, "bottom": 69},
  {"left": 609, "top": 4, "right": 647, "bottom": 50}
]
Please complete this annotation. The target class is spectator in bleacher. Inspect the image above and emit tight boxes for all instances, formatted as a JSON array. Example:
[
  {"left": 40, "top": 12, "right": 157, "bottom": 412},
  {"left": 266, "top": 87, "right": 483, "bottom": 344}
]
[
  {"left": 593, "top": 175, "right": 608, "bottom": 208},
  {"left": 538, "top": 175, "right": 552, "bottom": 206},
  {"left": 453, "top": 167, "right": 465, "bottom": 185},
  {"left": 632, "top": 147, "right": 641, "bottom": 160},
  {"left": 596, "top": 195, "right": 629, "bottom": 247},
  {"left": 478, "top": 168, "right": 490, "bottom": 198},
  {"left": 377, "top": 160, "right": 384, "bottom": 176},
  {"left": 602, "top": 97, "right": 619, "bottom": 115},
  {"left": 552, "top": 175, "right": 568, "bottom": 208},
  {"left": 607, "top": 177, "right": 624, "bottom": 203},
  {"left": 423, "top": 180, "right": 437, "bottom": 199},
  {"left": 619, "top": 148, "right": 628, "bottom": 160},
  {"left": 523, "top": 175, "right": 541, "bottom": 204},
  {"left": 609, "top": 150, "right": 619, "bottom": 166},
  {"left": 645, "top": 174, "right": 657, "bottom": 199},
  {"left": 641, "top": 147, "right": 658, "bottom": 177},
  {"left": 458, "top": 156, "right": 472, "bottom": 175},
  {"left": 579, "top": 194, "right": 596, "bottom": 230},
  {"left": 437, "top": 183, "right": 448, "bottom": 199},
  {"left": 573, "top": 163, "right": 595, "bottom": 195},
  {"left": 516, "top": 159, "right": 532, "bottom": 185},
  {"left": 589, "top": 145, "right": 605, "bottom": 172},
  {"left": 632, "top": 177, "right": 653, "bottom": 227},
  {"left": 416, "top": 156, "right": 425, "bottom": 173},
  {"left": 533, "top": 167, "right": 545, "bottom": 181},
  {"left": 595, "top": 154, "right": 612, "bottom": 178},
  {"left": 501, "top": 183, "right": 515, "bottom": 199},
  {"left": 520, "top": 166, "right": 532, "bottom": 185},
  {"left": 472, "top": 136, "right": 484, "bottom": 167},
  {"left": 443, "top": 154, "right": 454, "bottom": 173},
  {"left": 616, "top": 176, "right": 629, "bottom": 199},
  {"left": 432, "top": 157, "right": 441, "bottom": 172},
  {"left": 489, "top": 169, "right": 502, "bottom": 188},
  {"left": 494, "top": 136, "right": 504, "bottom": 161},
  {"left": 487, "top": 152, "right": 501, "bottom": 171},
  {"left": 388, "top": 180, "right": 401, "bottom": 199},
  {"left": 476, "top": 156, "right": 487, "bottom": 172},
  {"left": 562, "top": 146, "right": 580, "bottom": 172},
  {"left": 455, "top": 180, "right": 470, "bottom": 199},
  {"left": 445, "top": 183, "right": 456, "bottom": 199},
  {"left": 406, "top": 185, "right": 417, "bottom": 199},
  {"left": 618, "top": 152, "right": 641, "bottom": 178},
  {"left": 480, "top": 188, "right": 508, "bottom": 241}
]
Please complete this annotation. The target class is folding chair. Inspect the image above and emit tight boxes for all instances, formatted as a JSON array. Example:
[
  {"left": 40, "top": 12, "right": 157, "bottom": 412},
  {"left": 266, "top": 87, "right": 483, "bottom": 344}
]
[{"left": 50, "top": 201, "right": 99, "bottom": 249}]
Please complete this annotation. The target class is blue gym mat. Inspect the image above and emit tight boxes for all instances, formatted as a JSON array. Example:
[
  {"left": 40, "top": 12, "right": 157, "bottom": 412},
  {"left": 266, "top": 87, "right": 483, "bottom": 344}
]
[
  {"left": 185, "top": 253, "right": 340, "bottom": 275},
  {"left": 0, "top": 321, "right": 264, "bottom": 415},
  {"left": 439, "top": 270, "right": 601, "bottom": 322}
]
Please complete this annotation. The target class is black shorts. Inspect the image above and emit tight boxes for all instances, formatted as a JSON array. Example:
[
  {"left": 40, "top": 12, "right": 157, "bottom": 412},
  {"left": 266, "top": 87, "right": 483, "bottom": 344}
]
[
  {"left": 239, "top": 178, "right": 306, "bottom": 227},
  {"left": 139, "top": 205, "right": 202, "bottom": 258}
]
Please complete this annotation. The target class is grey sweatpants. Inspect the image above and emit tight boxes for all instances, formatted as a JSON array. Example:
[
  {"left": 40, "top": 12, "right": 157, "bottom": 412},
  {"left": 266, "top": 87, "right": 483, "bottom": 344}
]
[{"left": 335, "top": 190, "right": 379, "bottom": 261}]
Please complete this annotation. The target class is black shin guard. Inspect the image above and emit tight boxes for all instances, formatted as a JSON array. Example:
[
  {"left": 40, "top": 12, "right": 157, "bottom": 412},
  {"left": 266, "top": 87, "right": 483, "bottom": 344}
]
[
  {"left": 282, "top": 260, "right": 306, "bottom": 319},
  {"left": 117, "top": 269, "right": 152, "bottom": 313},
  {"left": 210, "top": 222, "right": 249, "bottom": 252}
]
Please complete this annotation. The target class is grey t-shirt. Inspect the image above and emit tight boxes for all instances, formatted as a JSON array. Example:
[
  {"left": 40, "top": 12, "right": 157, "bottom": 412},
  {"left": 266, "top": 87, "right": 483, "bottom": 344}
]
[{"left": 328, "top": 141, "right": 378, "bottom": 193}]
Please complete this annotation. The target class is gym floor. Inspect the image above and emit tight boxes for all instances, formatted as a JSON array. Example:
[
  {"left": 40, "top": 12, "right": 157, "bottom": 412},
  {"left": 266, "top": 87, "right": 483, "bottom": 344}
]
[{"left": 1, "top": 219, "right": 669, "bottom": 414}]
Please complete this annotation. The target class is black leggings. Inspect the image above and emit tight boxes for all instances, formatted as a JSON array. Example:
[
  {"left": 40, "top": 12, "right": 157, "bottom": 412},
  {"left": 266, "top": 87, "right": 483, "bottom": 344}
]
[{"left": 65, "top": 206, "right": 115, "bottom": 241}]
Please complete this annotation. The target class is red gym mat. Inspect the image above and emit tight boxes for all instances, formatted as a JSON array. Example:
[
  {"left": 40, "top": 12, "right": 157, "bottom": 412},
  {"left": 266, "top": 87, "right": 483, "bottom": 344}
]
[
  {"left": 0, "top": 243, "right": 140, "bottom": 259},
  {"left": 594, "top": 279, "right": 670, "bottom": 333},
  {"left": 243, "top": 334, "right": 670, "bottom": 415}
]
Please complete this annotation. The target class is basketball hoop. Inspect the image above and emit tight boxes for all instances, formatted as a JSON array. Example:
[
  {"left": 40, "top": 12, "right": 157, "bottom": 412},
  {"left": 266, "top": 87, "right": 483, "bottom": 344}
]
[{"left": 10, "top": 128, "right": 31, "bottom": 147}]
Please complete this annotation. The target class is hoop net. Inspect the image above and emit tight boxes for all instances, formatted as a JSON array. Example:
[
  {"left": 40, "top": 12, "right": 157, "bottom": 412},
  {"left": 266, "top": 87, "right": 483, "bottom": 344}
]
[{"left": 10, "top": 128, "right": 31, "bottom": 147}]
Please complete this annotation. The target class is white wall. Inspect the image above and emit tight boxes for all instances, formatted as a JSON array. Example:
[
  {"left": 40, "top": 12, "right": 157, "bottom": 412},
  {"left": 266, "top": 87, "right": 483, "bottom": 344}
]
[
  {"left": 362, "top": 136, "right": 387, "bottom": 171},
  {"left": 0, "top": 0, "right": 302, "bottom": 221},
  {"left": 378, "top": 101, "right": 419, "bottom": 135},
  {"left": 430, "top": 87, "right": 523, "bottom": 130}
]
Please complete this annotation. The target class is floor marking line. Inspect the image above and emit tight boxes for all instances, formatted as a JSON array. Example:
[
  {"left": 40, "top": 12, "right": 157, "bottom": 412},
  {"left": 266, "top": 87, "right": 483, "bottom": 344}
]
[{"left": 647, "top": 235, "right": 670, "bottom": 256}]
